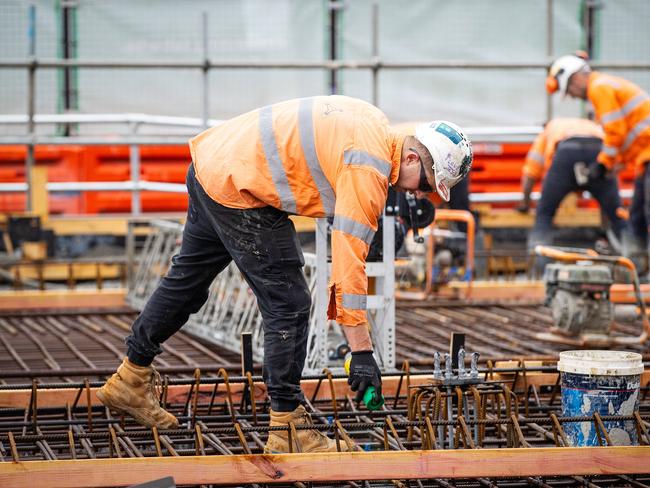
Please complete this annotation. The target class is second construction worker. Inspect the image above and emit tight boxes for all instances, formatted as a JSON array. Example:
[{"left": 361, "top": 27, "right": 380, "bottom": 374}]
[
  {"left": 547, "top": 53, "right": 650, "bottom": 266},
  {"left": 96, "top": 95, "right": 473, "bottom": 453},
  {"left": 518, "top": 117, "right": 626, "bottom": 252}
]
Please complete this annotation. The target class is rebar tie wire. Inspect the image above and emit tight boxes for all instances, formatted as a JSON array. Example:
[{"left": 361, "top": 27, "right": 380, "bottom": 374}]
[{"left": 1, "top": 413, "right": 648, "bottom": 443}]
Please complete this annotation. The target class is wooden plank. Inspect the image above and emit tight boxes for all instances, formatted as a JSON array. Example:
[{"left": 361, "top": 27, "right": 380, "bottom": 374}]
[
  {"left": 10, "top": 262, "right": 123, "bottom": 281},
  {"left": 0, "top": 289, "right": 126, "bottom": 311},
  {"left": 30, "top": 166, "right": 49, "bottom": 221},
  {"left": 1, "top": 369, "right": 647, "bottom": 409},
  {"left": 0, "top": 447, "right": 648, "bottom": 487},
  {"left": 41, "top": 214, "right": 315, "bottom": 236},
  {"left": 447, "top": 281, "right": 545, "bottom": 300},
  {"left": 0, "top": 375, "right": 434, "bottom": 409},
  {"left": 478, "top": 207, "right": 601, "bottom": 229},
  {"left": 44, "top": 214, "right": 184, "bottom": 236}
]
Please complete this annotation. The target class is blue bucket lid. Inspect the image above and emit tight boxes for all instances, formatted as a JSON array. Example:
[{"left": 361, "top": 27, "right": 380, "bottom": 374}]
[{"left": 557, "top": 350, "right": 643, "bottom": 376}]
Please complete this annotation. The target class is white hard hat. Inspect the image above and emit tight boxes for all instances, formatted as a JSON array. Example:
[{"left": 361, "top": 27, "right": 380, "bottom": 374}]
[
  {"left": 546, "top": 54, "right": 589, "bottom": 95},
  {"left": 415, "top": 120, "right": 472, "bottom": 202}
]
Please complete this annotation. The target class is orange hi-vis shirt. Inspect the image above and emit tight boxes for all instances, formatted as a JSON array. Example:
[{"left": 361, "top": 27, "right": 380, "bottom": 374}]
[
  {"left": 522, "top": 118, "right": 603, "bottom": 180},
  {"left": 588, "top": 71, "right": 650, "bottom": 172},
  {"left": 189, "top": 96, "right": 406, "bottom": 327}
]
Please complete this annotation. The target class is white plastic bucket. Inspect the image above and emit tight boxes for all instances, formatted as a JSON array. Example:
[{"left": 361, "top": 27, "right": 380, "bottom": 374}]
[{"left": 557, "top": 350, "right": 643, "bottom": 446}]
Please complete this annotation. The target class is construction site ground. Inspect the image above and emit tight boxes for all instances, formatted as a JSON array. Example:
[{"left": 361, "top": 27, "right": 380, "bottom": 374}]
[{"left": 0, "top": 299, "right": 648, "bottom": 487}]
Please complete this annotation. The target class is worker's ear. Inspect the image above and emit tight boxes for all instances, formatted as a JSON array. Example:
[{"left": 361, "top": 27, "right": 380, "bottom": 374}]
[{"left": 404, "top": 148, "right": 420, "bottom": 166}]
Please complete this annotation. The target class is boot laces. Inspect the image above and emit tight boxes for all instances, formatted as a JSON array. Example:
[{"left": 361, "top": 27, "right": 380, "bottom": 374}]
[
  {"left": 151, "top": 367, "right": 163, "bottom": 403},
  {"left": 298, "top": 410, "right": 328, "bottom": 441}
]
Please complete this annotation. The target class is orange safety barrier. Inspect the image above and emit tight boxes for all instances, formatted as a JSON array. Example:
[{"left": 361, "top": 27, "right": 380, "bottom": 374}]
[
  {"left": 79, "top": 145, "right": 190, "bottom": 213},
  {"left": 0, "top": 142, "right": 638, "bottom": 215},
  {"left": 0, "top": 145, "right": 191, "bottom": 214}
]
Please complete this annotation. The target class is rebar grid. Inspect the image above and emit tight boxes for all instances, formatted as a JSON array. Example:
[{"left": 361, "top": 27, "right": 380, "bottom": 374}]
[
  {"left": 1, "top": 309, "right": 650, "bottom": 486},
  {"left": 0, "top": 363, "right": 649, "bottom": 487},
  {"left": 1, "top": 304, "right": 647, "bottom": 385}
]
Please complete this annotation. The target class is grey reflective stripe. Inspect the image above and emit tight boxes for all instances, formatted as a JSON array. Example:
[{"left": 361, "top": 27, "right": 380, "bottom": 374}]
[
  {"left": 343, "top": 150, "right": 391, "bottom": 178},
  {"left": 332, "top": 215, "right": 375, "bottom": 245},
  {"left": 602, "top": 145, "right": 618, "bottom": 157},
  {"left": 259, "top": 105, "right": 297, "bottom": 214},
  {"left": 600, "top": 94, "right": 648, "bottom": 124},
  {"left": 343, "top": 293, "right": 367, "bottom": 310},
  {"left": 622, "top": 115, "right": 650, "bottom": 151},
  {"left": 298, "top": 98, "right": 335, "bottom": 215},
  {"left": 593, "top": 78, "right": 621, "bottom": 89},
  {"left": 527, "top": 151, "right": 544, "bottom": 164}
]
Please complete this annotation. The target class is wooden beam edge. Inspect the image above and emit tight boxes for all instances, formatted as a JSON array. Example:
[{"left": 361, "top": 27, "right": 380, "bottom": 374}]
[
  {"left": 0, "top": 289, "right": 127, "bottom": 311},
  {"left": 0, "top": 447, "right": 648, "bottom": 487}
]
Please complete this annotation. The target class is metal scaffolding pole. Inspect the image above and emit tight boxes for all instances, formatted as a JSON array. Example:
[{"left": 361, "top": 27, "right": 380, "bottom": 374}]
[
  {"left": 371, "top": 2, "right": 379, "bottom": 107},
  {"left": 546, "top": 0, "right": 554, "bottom": 121},
  {"left": 25, "top": 3, "right": 37, "bottom": 213},
  {"left": 201, "top": 11, "right": 209, "bottom": 131}
]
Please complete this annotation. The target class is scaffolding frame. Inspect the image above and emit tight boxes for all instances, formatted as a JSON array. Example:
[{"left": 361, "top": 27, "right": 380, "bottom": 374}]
[
  {"left": 4, "top": 2, "right": 650, "bottom": 212},
  {"left": 126, "top": 217, "right": 396, "bottom": 373}
]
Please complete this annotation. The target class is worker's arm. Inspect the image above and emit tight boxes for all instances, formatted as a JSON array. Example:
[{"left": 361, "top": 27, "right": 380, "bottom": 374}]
[
  {"left": 341, "top": 323, "right": 373, "bottom": 351},
  {"left": 327, "top": 165, "right": 388, "bottom": 351},
  {"left": 590, "top": 83, "right": 626, "bottom": 169},
  {"left": 517, "top": 175, "right": 537, "bottom": 213},
  {"left": 518, "top": 132, "right": 546, "bottom": 212}
]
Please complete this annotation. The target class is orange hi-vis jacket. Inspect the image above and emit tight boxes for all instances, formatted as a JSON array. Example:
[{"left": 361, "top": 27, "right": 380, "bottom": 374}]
[
  {"left": 522, "top": 118, "right": 603, "bottom": 180},
  {"left": 587, "top": 71, "right": 650, "bottom": 172},
  {"left": 189, "top": 96, "right": 405, "bottom": 327}
]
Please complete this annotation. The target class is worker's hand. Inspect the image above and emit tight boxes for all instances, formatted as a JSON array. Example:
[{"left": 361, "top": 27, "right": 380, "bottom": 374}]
[
  {"left": 588, "top": 162, "right": 608, "bottom": 181},
  {"left": 515, "top": 201, "right": 530, "bottom": 214},
  {"left": 347, "top": 351, "right": 382, "bottom": 404}
]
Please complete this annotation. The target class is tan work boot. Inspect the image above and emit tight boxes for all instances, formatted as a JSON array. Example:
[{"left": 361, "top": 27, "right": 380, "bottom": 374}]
[
  {"left": 96, "top": 358, "right": 179, "bottom": 429},
  {"left": 264, "top": 405, "right": 351, "bottom": 453}
]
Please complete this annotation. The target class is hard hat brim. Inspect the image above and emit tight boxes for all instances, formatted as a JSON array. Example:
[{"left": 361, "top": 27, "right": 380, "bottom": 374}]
[{"left": 415, "top": 126, "right": 451, "bottom": 202}]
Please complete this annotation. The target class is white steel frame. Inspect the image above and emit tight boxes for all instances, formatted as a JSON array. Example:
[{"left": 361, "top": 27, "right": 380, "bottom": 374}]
[{"left": 126, "top": 216, "right": 397, "bottom": 373}]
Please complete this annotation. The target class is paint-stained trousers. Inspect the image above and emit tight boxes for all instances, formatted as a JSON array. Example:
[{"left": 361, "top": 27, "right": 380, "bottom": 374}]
[
  {"left": 528, "top": 137, "right": 626, "bottom": 250},
  {"left": 126, "top": 164, "right": 310, "bottom": 412},
  {"left": 628, "top": 161, "right": 650, "bottom": 242}
]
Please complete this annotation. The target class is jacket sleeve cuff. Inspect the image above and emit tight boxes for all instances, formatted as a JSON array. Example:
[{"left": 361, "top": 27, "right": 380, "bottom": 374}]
[
  {"left": 522, "top": 167, "right": 541, "bottom": 180},
  {"left": 327, "top": 282, "right": 367, "bottom": 326},
  {"left": 597, "top": 152, "right": 616, "bottom": 169}
]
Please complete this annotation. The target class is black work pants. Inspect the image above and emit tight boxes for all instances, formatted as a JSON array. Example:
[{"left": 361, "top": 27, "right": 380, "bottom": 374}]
[
  {"left": 126, "top": 164, "right": 311, "bottom": 412},
  {"left": 628, "top": 161, "right": 650, "bottom": 242},
  {"left": 529, "top": 137, "right": 625, "bottom": 248}
]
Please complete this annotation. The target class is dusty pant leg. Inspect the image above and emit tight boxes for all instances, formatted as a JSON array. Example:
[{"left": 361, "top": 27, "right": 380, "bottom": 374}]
[
  {"left": 125, "top": 165, "right": 233, "bottom": 365},
  {"left": 449, "top": 176, "right": 471, "bottom": 232},
  {"left": 529, "top": 147, "right": 579, "bottom": 274},
  {"left": 578, "top": 140, "right": 625, "bottom": 242},
  {"left": 643, "top": 163, "right": 650, "bottom": 277},
  {"left": 625, "top": 170, "right": 649, "bottom": 275},
  {"left": 192, "top": 184, "right": 310, "bottom": 412}
]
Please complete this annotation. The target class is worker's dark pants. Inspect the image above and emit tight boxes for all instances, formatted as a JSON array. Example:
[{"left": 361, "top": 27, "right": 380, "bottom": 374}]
[
  {"left": 528, "top": 137, "right": 626, "bottom": 250},
  {"left": 627, "top": 161, "right": 650, "bottom": 241},
  {"left": 126, "top": 164, "right": 310, "bottom": 412}
]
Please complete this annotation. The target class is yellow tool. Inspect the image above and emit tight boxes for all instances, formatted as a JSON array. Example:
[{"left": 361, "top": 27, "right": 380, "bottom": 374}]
[{"left": 344, "top": 353, "right": 385, "bottom": 410}]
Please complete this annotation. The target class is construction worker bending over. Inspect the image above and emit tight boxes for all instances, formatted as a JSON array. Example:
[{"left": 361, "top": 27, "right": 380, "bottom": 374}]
[
  {"left": 518, "top": 117, "right": 626, "bottom": 253},
  {"left": 547, "top": 53, "right": 650, "bottom": 269},
  {"left": 97, "top": 96, "right": 473, "bottom": 453}
]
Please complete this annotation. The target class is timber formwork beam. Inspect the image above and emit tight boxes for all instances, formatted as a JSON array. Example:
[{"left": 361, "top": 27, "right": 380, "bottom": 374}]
[
  {"left": 0, "top": 447, "right": 649, "bottom": 488},
  {"left": 1, "top": 369, "right": 649, "bottom": 408}
]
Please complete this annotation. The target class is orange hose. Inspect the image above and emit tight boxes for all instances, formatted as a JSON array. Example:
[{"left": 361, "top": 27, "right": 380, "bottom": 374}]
[
  {"left": 534, "top": 245, "right": 649, "bottom": 344},
  {"left": 426, "top": 209, "right": 476, "bottom": 298}
]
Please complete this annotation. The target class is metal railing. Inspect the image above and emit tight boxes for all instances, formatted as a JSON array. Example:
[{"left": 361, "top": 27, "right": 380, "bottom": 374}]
[
  {"left": 3, "top": 3, "right": 650, "bottom": 212},
  {"left": 0, "top": 113, "right": 550, "bottom": 212},
  {"left": 126, "top": 217, "right": 397, "bottom": 373},
  {"left": 0, "top": 113, "right": 636, "bottom": 206}
]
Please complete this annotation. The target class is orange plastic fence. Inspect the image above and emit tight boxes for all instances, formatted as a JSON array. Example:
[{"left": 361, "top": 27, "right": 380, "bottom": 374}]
[{"left": 0, "top": 142, "right": 637, "bottom": 214}]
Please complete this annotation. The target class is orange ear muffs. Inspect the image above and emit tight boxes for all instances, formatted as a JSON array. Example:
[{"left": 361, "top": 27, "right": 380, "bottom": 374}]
[
  {"left": 574, "top": 50, "right": 589, "bottom": 61},
  {"left": 545, "top": 76, "right": 559, "bottom": 94}
]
